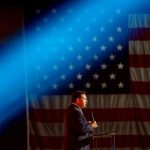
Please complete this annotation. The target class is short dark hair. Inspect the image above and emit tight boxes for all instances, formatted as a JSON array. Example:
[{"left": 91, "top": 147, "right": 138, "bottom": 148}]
[{"left": 72, "top": 91, "right": 86, "bottom": 103}]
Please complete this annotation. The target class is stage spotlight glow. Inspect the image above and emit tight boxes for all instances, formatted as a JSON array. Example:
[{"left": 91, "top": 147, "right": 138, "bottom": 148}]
[{"left": 0, "top": 0, "right": 148, "bottom": 128}]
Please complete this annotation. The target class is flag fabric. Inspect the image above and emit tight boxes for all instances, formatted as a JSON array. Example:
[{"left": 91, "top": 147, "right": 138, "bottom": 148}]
[{"left": 26, "top": 1, "right": 150, "bottom": 150}]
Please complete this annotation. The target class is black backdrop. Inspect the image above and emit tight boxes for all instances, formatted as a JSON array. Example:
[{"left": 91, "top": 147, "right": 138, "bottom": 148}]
[{"left": 0, "top": 1, "right": 26, "bottom": 150}]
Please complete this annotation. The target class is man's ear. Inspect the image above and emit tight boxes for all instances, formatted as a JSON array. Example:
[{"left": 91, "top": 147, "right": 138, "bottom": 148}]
[{"left": 76, "top": 98, "right": 80, "bottom": 103}]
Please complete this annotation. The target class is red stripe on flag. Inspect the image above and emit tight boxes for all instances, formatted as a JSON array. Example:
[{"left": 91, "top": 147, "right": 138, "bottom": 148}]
[
  {"left": 130, "top": 54, "right": 150, "bottom": 68},
  {"left": 29, "top": 135, "right": 150, "bottom": 149},
  {"left": 30, "top": 135, "right": 62, "bottom": 149},
  {"left": 93, "top": 135, "right": 150, "bottom": 148},
  {"left": 30, "top": 108, "right": 150, "bottom": 122},
  {"left": 130, "top": 81, "right": 150, "bottom": 94},
  {"left": 29, "top": 109, "right": 64, "bottom": 122},
  {"left": 129, "top": 28, "right": 150, "bottom": 40}
]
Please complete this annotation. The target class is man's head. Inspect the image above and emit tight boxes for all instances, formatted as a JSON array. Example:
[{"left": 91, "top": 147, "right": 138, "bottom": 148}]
[{"left": 72, "top": 91, "right": 88, "bottom": 108}]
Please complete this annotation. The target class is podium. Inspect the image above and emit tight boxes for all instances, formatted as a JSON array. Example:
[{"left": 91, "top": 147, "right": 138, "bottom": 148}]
[{"left": 92, "top": 131, "right": 116, "bottom": 150}]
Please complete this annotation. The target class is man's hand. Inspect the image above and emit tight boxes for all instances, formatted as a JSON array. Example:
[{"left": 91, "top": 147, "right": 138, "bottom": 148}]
[
  {"left": 88, "top": 121, "right": 98, "bottom": 128},
  {"left": 91, "top": 121, "right": 98, "bottom": 128}
]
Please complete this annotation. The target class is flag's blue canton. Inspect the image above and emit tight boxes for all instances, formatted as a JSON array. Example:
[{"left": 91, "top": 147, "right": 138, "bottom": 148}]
[{"left": 27, "top": 6, "right": 130, "bottom": 94}]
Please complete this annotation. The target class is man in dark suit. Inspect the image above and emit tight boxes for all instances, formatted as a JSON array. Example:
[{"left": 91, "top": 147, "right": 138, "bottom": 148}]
[{"left": 63, "top": 91, "right": 97, "bottom": 150}]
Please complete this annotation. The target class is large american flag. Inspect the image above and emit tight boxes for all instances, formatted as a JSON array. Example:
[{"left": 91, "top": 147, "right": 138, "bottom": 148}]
[{"left": 26, "top": 0, "right": 150, "bottom": 149}]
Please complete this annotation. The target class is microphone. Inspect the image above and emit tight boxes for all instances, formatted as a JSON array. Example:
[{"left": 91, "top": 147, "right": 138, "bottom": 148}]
[
  {"left": 91, "top": 112, "right": 94, "bottom": 122},
  {"left": 90, "top": 112, "right": 98, "bottom": 128}
]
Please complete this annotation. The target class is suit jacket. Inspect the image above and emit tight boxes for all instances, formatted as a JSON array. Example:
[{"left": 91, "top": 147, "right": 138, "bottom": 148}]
[{"left": 63, "top": 104, "right": 93, "bottom": 150}]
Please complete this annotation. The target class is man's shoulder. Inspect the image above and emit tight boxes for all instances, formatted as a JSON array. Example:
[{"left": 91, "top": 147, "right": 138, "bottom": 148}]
[{"left": 67, "top": 104, "right": 80, "bottom": 112}]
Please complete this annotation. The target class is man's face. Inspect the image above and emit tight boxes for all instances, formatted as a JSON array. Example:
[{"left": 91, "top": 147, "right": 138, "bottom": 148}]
[{"left": 77, "top": 94, "right": 88, "bottom": 108}]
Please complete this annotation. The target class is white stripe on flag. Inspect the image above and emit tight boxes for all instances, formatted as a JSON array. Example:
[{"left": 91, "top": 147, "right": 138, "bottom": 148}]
[
  {"left": 130, "top": 68, "right": 150, "bottom": 81},
  {"left": 129, "top": 41, "right": 150, "bottom": 55},
  {"left": 30, "top": 94, "right": 150, "bottom": 109},
  {"left": 128, "top": 14, "right": 150, "bottom": 28}
]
